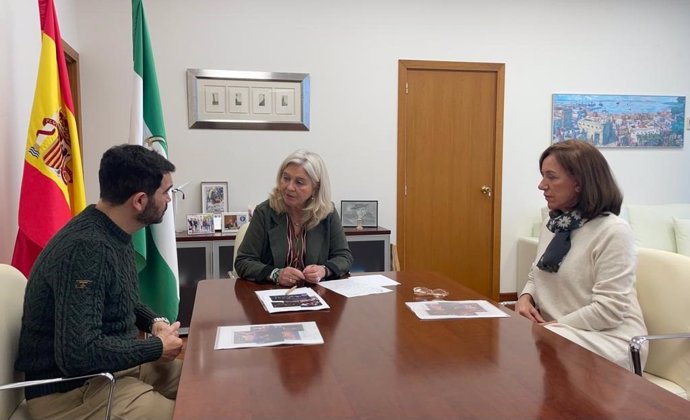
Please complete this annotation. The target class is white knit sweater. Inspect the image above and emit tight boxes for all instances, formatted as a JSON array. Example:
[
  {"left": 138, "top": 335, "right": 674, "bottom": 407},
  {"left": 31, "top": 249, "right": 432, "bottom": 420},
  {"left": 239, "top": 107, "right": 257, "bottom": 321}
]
[{"left": 521, "top": 213, "right": 647, "bottom": 368}]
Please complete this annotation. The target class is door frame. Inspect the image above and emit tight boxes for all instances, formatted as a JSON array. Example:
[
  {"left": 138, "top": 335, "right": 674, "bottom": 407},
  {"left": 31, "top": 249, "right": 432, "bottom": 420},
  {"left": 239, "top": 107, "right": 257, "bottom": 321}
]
[
  {"left": 396, "top": 59, "right": 504, "bottom": 300},
  {"left": 62, "top": 39, "right": 83, "bottom": 150}
]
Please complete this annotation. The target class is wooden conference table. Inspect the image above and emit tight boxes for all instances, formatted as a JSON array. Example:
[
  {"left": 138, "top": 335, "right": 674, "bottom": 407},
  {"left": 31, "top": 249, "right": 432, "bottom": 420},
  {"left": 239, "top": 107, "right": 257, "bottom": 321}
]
[{"left": 173, "top": 271, "right": 690, "bottom": 419}]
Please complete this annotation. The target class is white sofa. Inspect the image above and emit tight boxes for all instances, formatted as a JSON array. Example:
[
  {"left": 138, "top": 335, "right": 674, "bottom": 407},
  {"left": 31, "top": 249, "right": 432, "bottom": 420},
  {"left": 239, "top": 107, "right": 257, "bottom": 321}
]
[{"left": 516, "top": 204, "right": 690, "bottom": 294}]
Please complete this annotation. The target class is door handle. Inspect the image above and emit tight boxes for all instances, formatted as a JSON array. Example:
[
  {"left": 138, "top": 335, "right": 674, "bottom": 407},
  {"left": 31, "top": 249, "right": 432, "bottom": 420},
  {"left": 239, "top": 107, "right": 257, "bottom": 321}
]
[{"left": 481, "top": 185, "right": 492, "bottom": 197}]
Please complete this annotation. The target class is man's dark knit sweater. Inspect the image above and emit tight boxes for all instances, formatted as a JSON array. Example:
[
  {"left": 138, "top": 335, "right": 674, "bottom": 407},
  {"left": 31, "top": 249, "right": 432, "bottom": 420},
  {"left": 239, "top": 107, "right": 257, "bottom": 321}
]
[{"left": 15, "top": 205, "right": 164, "bottom": 399}]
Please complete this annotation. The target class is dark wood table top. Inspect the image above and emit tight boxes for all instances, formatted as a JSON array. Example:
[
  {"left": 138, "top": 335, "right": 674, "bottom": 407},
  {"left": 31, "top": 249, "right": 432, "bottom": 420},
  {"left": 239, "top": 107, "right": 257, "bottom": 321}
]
[{"left": 173, "top": 271, "right": 690, "bottom": 419}]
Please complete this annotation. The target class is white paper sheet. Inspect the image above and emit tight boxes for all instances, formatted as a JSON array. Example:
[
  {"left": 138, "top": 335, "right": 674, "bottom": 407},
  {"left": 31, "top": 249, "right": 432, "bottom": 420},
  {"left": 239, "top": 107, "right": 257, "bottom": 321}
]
[
  {"left": 349, "top": 274, "right": 401, "bottom": 286},
  {"left": 214, "top": 321, "right": 324, "bottom": 349},
  {"left": 255, "top": 287, "right": 330, "bottom": 313},
  {"left": 319, "top": 274, "right": 400, "bottom": 297},
  {"left": 405, "top": 300, "right": 510, "bottom": 320}
]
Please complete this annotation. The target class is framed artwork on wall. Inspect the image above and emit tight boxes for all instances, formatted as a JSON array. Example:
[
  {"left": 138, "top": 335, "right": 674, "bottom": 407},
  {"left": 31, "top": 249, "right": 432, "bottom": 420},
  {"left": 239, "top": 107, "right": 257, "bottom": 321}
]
[
  {"left": 187, "top": 68, "right": 310, "bottom": 130},
  {"left": 200, "top": 181, "right": 228, "bottom": 214},
  {"left": 552, "top": 93, "right": 685, "bottom": 147},
  {"left": 340, "top": 200, "right": 378, "bottom": 228},
  {"left": 227, "top": 86, "right": 250, "bottom": 114}
]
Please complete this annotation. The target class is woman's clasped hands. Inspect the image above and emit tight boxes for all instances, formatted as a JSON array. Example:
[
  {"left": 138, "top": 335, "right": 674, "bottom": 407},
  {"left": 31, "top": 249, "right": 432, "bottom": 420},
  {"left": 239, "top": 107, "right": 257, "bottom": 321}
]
[{"left": 277, "top": 264, "right": 327, "bottom": 287}]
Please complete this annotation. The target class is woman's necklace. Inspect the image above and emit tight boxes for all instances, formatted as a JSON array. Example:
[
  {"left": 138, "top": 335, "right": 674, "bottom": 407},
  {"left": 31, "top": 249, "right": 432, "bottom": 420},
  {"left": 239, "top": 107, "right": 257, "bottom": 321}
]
[{"left": 288, "top": 214, "right": 302, "bottom": 229}]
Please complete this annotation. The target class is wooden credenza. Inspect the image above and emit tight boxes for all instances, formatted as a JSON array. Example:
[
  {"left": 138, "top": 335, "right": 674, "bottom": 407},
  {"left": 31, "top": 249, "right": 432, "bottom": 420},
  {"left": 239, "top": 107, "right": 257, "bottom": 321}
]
[{"left": 175, "top": 226, "right": 390, "bottom": 327}]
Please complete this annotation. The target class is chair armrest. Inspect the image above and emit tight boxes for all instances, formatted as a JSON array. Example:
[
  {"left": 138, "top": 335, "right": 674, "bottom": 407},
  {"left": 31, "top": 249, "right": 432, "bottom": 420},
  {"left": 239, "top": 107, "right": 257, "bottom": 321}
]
[
  {"left": 0, "top": 372, "right": 115, "bottom": 419},
  {"left": 629, "top": 333, "right": 690, "bottom": 376}
]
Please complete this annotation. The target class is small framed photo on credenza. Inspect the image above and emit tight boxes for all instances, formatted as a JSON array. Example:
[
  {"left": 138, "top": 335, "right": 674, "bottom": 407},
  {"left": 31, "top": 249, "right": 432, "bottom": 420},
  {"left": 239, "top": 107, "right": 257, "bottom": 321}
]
[
  {"left": 340, "top": 200, "right": 378, "bottom": 228},
  {"left": 222, "top": 212, "right": 249, "bottom": 233},
  {"left": 187, "top": 213, "right": 215, "bottom": 235},
  {"left": 200, "top": 181, "right": 229, "bottom": 214}
]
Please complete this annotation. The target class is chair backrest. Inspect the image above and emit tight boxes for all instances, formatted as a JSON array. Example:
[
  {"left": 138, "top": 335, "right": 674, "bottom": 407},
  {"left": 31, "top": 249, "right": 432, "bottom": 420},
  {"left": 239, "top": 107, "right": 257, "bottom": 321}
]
[
  {"left": 0, "top": 264, "right": 27, "bottom": 418},
  {"left": 231, "top": 222, "right": 250, "bottom": 277},
  {"left": 391, "top": 244, "right": 400, "bottom": 271},
  {"left": 636, "top": 248, "right": 690, "bottom": 395}
]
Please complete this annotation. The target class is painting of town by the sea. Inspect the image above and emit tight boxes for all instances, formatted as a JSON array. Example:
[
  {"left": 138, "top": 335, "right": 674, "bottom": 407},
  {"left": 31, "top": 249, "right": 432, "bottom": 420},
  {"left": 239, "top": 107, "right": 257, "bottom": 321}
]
[{"left": 552, "top": 94, "right": 685, "bottom": 148}]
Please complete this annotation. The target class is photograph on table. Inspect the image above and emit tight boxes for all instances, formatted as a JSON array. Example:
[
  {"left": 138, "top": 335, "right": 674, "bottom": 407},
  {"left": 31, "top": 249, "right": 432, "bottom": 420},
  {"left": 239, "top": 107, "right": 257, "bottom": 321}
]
[
  {"left": 222, "top": 211, "right": 249, "bottom": 233},
  {"left": 187, "top": 213, "right": 215, "bottom": 235},
  {"left": 340, "top": 200, "right": 378, "bottom": 228}
]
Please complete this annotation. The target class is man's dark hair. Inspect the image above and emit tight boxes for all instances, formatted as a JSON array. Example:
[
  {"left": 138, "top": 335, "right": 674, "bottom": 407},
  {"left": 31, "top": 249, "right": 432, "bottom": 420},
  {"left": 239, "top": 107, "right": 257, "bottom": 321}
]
[{"left": 99, "top": 144, "right": 176, "bottom": 204}]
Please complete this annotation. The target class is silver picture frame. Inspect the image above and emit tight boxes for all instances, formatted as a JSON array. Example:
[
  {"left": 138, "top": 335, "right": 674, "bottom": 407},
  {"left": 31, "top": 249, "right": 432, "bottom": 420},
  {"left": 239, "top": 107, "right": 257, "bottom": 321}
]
[
  {"left": 200, "top": 181, "right": 229, "bottom": 214},
  {"left": 187, "top": 68, "right": 310, "bottom": 130},
  {"left": 340, "top": 200, "right": 378, "bottom": 228}
]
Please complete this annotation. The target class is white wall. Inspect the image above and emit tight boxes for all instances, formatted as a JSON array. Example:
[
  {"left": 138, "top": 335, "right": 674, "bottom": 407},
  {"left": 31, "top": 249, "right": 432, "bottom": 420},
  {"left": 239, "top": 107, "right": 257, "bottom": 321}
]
[{"left": 4, "top": 0, "right": 690, "bottom": 293}]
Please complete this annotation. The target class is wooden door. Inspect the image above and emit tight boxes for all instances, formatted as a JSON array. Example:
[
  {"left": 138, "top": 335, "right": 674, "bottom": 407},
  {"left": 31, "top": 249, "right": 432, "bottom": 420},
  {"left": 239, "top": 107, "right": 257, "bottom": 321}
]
[
  {"left": 62, "top": 40, "right": 82, "bottom": 148},
  {"left": 397, "top": 60, "right": 504, "bottom": 300}
]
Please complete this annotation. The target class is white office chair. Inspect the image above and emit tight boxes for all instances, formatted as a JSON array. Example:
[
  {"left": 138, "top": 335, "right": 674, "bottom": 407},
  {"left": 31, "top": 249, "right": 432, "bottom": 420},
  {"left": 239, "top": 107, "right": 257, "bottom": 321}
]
[
  {"left": 229, "top": 222, "right": 250, "bottom": 279},
  {"left": 0, "top": 264, "right": 116, "bottom": 419},
  {"left": 629, "top": 248, "right": 690, "bottom": 399}
]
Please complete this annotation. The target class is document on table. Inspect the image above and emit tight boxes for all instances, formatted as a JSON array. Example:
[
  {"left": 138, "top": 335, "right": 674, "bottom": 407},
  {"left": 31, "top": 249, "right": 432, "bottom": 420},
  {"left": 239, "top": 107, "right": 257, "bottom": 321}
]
[
  {"left": 406, "top": 300, "right": 510, "bottom": 320},
  {"left": 255, "top": 287, "right": 330, "bottom": 313},
  {"left": 319, "top": 274, "right": 400, "bottom": 297},
  {"left": 215, "top": 321, "right": 324, "bottom": 350}
]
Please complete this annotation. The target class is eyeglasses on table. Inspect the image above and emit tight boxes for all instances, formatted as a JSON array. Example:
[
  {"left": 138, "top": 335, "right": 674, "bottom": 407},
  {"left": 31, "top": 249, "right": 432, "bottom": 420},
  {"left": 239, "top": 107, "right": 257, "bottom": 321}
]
[{"left": 413, "top": 286, "right": 449, "bottom": 299}]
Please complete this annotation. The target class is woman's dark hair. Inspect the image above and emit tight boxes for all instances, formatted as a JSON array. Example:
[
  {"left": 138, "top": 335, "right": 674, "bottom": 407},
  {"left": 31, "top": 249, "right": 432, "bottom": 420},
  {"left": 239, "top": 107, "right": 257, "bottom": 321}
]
[
  {"left": 99, "top": 144, "right": 175, "bottom": 204},
  {"left": 539, "top": 140, "right": 622, "bottom": 219}
]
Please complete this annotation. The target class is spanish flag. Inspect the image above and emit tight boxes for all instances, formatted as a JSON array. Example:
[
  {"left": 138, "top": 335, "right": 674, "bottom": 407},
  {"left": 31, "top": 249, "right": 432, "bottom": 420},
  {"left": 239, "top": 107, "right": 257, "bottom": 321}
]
[{"left": 12, "top": 0, "right": 86, "bottom": 278}]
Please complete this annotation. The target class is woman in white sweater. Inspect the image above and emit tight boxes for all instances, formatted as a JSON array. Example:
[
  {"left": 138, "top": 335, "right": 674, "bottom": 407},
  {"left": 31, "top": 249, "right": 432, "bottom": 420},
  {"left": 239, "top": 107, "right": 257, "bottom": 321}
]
[{"left": 516, "top": 140, "right": 647, "bottom": 370}]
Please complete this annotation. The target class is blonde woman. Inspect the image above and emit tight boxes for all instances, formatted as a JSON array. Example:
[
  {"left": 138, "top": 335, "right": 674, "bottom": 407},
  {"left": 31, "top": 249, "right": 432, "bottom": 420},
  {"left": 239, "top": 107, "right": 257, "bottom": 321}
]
[{"left": 235, "top": 150, "right": 353, "bottom": 286}]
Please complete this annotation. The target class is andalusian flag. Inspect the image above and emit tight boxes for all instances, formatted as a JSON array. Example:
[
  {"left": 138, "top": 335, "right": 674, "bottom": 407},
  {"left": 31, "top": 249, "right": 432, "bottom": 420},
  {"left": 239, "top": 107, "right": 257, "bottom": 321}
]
[
  {"left": 130, "top": 0, "right": 179, "bottom": 321},
  {"left": 12, "top": 0, "right": 86, "bottom": 278}
]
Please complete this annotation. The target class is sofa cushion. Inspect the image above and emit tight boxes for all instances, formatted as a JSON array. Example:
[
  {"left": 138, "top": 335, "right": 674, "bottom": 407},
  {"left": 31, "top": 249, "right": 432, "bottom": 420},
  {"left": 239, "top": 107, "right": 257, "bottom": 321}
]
[
  {"left": 626, "top": 204, "right": 690, "bottom": 252},
  {"left": 674, "top": 218, "right": 690, "bottom": 257}
]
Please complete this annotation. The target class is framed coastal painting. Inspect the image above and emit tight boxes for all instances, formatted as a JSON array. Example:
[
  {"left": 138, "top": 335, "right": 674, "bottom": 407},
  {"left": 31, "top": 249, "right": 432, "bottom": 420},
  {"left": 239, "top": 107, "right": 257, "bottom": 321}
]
[
  {"left": 201, "top": 182, "right": 228, "bottom": 214},
  {"left": 551, "top": 93, "right": 685, "bottom": 148}
]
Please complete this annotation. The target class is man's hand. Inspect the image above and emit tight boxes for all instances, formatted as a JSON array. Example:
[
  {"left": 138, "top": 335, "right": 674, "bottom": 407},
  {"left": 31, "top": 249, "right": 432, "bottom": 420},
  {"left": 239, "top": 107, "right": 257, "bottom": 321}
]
[
  {"left": 151, "top": 320, "right": 171, "bottom": 337},
  {"left": 157, "top": 321, "right": 184, "bottom": 362},
  {"left": 515, "top": 294, "right": 546, "bottom": 323}
]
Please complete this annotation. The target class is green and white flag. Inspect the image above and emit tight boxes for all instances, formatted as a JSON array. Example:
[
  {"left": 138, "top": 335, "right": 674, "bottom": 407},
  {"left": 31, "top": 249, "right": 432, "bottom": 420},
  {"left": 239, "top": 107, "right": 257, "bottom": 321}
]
[{"left": 129, "top": 0, "right": 179, "bottom": 321}]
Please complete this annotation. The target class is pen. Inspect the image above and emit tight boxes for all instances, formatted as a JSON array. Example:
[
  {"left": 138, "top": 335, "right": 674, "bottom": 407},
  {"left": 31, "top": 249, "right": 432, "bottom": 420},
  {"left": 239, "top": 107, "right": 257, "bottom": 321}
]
[{"left": 285, "top": 285, "right": 298, "bottom": 295}]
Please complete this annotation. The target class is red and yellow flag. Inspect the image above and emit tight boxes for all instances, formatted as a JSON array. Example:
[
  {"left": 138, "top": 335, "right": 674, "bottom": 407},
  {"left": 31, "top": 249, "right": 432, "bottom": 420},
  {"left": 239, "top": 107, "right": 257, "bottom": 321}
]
[{"left": 12, "top": 0, "right": 86, "bottom": 278}]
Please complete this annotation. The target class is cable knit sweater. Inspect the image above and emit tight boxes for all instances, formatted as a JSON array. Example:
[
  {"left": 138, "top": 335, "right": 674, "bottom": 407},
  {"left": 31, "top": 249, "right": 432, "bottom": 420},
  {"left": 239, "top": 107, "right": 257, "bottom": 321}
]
[{"left": 15, "top": 205, "right": 163, "bottom": 399}]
